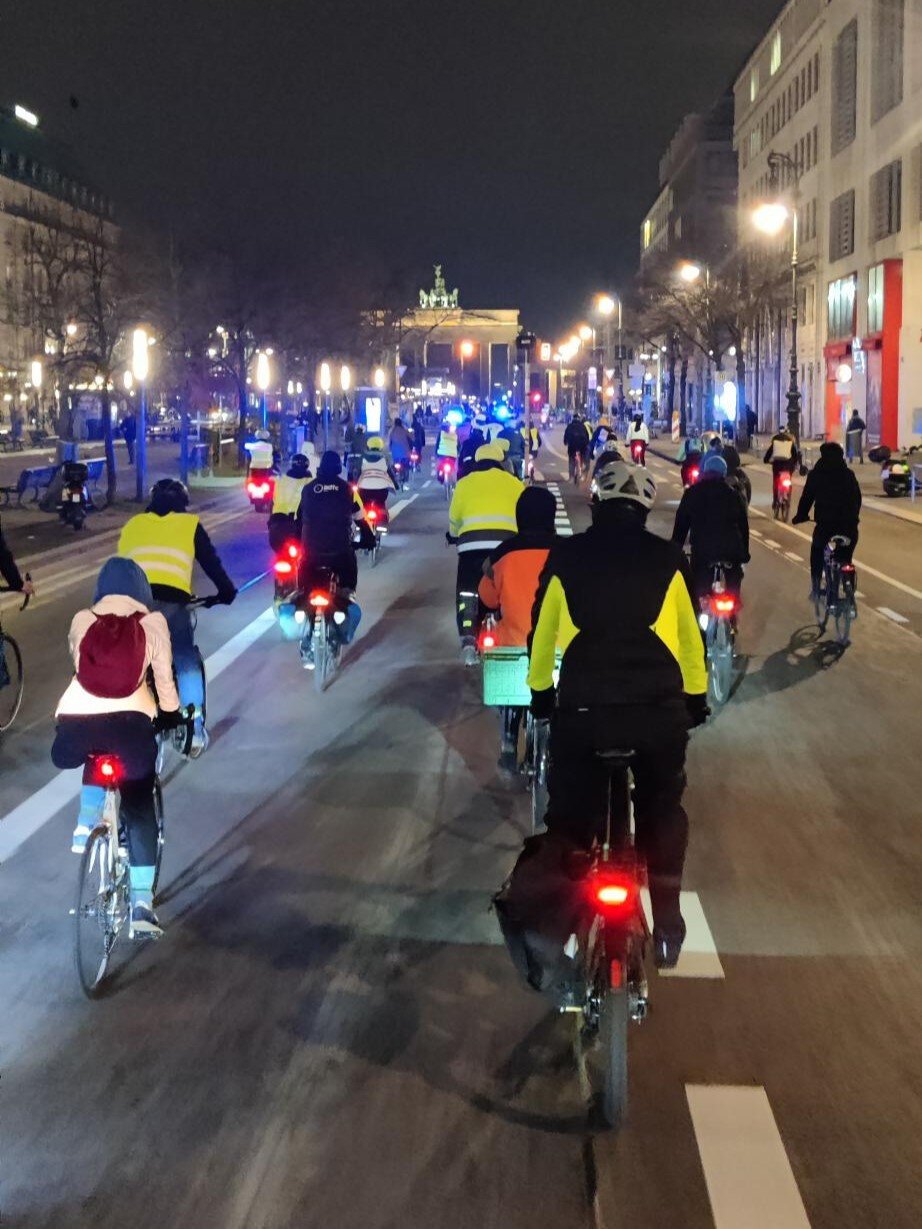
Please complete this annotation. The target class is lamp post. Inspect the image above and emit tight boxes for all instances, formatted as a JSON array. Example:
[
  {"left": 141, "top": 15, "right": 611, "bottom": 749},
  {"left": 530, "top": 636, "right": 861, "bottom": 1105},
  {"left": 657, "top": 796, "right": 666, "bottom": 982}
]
[
  {"left": 753, "top": 150, "right": 802, "bottom": 443},
  {"left": 319, "top": 361, "right": 332, "bottom": 451},
  {"left": 30, "top": 358, "right": 42, "bottom": 430},
  {"left": 459, "top": 340, "right": 473, "bottom": 400},
  {"left": 132, "top": 327, "right": 150, "bottom": 502},
  {"left": 255, "top": 350, "right": 271, "bottom": 430},
  {"left": 678, "top": 262, "right": 713, "bottom": 429}
]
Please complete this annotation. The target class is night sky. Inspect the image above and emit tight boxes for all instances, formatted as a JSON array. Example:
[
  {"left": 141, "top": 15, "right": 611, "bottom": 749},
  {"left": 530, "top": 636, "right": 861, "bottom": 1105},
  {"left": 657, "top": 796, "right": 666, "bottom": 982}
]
[{"left": 1, "top": 0, "right": 781, "bottom": 337}]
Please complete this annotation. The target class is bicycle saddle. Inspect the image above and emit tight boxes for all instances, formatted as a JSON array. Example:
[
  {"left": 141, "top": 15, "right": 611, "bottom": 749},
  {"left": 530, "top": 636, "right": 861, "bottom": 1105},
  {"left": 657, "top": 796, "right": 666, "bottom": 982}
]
[
  {"left": 595, "top": 748, "right": 635, "bottom": 768},
  {"left": 828, "top": 534, "right": 851, "bottom": 547}
]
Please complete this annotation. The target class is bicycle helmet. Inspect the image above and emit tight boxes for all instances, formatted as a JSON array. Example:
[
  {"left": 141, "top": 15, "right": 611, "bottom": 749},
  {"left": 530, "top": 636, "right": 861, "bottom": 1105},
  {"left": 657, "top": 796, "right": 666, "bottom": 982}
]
[
  {"left": 593, "top": 458, "right": 657, "bottom": 510},
  {"left": 149, "top": 477, "right": 190, "bottom": 513},
  {"left": 288, "top": 453, "right": 310, "bottom": 477},
  {"left": 603, "top": 437, "right": 620, "bottom": 453},
  {"left": 255, "top": 429, "right": 271, "bottom": 442},
  {"left": 366, "top": 435, "right": 385, "bottom": 451}
]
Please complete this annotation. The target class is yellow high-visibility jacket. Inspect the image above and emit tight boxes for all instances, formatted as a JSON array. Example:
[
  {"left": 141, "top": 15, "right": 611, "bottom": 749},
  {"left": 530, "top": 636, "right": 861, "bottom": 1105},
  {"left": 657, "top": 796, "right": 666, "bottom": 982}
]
[{"left": 448, "top": 464, "right": 523, "bottom": 553}]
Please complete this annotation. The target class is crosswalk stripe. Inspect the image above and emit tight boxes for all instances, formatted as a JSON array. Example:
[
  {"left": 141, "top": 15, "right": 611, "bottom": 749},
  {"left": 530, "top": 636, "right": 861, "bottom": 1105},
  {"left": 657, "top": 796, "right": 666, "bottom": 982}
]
[{"left": 686, "top": 1085, "right": 812, "bottom": 1228}]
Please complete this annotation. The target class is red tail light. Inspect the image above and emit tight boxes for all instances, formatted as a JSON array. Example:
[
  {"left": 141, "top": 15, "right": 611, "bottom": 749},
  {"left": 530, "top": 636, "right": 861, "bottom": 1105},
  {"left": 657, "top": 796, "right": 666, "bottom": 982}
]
[
  {"left": 590, "top": 871, "right": 637, "bottom": 915},
  {"left": 841, "top": 563, "right": 856, "bottom": 573},
  {"left": 274, "top": 559, "right": 293, "bottom": 576},
  {"left": 308, "top": 591, "right": 330, "bottom": 608},
  {"left": 479, "top": 631, "right": 496, "bottom": 650},
  {"left": 366, "top": 508, "right": 378, "bottom": 522},
  {"left": 441, "top": 462, "right": 452, "bottom": 473},
  {"left": 286, "top": 543, "right": 301, "bottom": 560},
  {"left": 248, "top": 481, "right": 271, "bottom": 497},
  {"left": 689, "top": 467, "right": 699, "bottom": 482},
  {"left": 410, "top": 451, "right": 419, "bottom": 461},
  {"left": 712, "top": 595, "right": 737, "bottom": 615},
  {"left": 88, "top": 755, "right": 124, "bottom": 787},
  {"left": 781, "top": 474, "right": 792, "bottom": 489}
]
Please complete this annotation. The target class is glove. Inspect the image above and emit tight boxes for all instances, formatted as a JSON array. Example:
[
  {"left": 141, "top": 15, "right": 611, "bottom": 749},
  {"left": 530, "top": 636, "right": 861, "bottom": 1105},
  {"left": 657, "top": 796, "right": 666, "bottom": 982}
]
[
  {"left": 530, "top": 687, "right": 556, "bottom": 721},
  {"left": 445, "top": 532, "right": 458, "bottom": 546},
  {"left": 204, "top": 588, "right": 237, "bottom": 608},
  {"left": 153, "top": 708, "right": 184, "bottom": 734},
  {"left": 685, "top": 693, "right": 710, "bottom": 729}
]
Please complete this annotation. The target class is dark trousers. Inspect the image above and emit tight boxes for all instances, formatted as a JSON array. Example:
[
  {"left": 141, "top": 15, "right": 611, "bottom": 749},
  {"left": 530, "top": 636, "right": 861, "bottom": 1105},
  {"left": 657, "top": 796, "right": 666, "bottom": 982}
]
[
  {"left": 52, "top": 713, "right": 158, "bottom": 865},
  {"left": 690, "top": 558, "right": 744, "bottom": 603},
  {"left": 545, "top": 705, "right": 689, "bottom": 928},
  {"left": 810, "top": 523, "right": 858, "bottom": 586},
  {"left": 151, "top": 600, "right": 204, "bottom": 716},
  {"left": 301, "top": 550, "right": 358, "bottom": 594},
  {"left": 456, "top": 549, "right": 490, "bottom": 639},
  {"left": 357, "top": 488, "right": 389, "bottom": 550}
]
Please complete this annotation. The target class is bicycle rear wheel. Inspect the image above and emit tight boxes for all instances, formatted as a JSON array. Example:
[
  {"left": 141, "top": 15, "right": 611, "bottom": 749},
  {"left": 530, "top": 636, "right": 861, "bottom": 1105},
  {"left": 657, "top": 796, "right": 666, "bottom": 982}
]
[
  {"left": 835, "top": 581, "right": 855, "bottom": 645},
  {"left": 708, "top": 619, "right": 733, "bottom": 706},
  {"left": 599, "top": 962, "right": 629, "bottom": 1129},
  {"left": 0, "top": 631, "right": 24, "bottom": 732},
  {"left": 152, "top": 780, "right": 165, "bottom": 899},
  {"left": 530, "top": 719, "right": 550, "bottom": 835},
  {"left": 74, "top": 827, "right": 128, "bottom": 998}
]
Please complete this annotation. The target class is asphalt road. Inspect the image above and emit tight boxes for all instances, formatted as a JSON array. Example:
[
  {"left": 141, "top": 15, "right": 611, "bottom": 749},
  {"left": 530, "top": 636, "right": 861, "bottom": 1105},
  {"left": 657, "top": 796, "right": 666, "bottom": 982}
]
[{"left": 1, "top": 434, "right": 921, "bottom": 1228}]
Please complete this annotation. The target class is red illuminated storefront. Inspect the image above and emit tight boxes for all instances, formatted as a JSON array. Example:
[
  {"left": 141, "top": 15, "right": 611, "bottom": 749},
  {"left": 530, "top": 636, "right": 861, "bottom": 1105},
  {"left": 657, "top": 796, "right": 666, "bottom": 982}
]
[{"left": 824, "top": 261, "right": 901, "bottom": 447}]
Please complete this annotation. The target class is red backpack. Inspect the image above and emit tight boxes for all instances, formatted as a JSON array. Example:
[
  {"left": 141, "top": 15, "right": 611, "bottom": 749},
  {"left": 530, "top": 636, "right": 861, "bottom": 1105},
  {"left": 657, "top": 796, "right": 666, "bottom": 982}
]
[{"left": 76, "top": 612, "right": 148, "bottom": 699}]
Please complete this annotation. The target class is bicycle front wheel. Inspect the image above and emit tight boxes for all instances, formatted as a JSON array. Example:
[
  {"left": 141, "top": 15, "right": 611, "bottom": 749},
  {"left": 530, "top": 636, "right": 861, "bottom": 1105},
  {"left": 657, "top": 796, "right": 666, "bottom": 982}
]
[
  {"left": 0, "top": 632, "right": 24, "bottom": 733},
  {"left": 74, "top": 827, "right": 128, "bottom": 998},
  {"left": 599, "top": 969, "right": 630, "bottom": 1130},
  {"left": 531, "top": 720, "right": 550, "bottom": 835},
  {"left": 708, "top": 619, "right": 733, "bottom": 706},
  {"left": 152, "top": 780, "right": 165, "bottom": 899}
]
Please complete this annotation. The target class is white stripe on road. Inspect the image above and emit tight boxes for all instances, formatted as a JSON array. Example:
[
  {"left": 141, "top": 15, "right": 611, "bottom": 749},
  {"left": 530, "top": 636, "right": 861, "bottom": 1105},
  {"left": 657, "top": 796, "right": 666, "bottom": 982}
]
[
  {"left": 686, "top": 1085, "right": 812, "bottom": 1228},
  {"left": 0, "top": 604, "right": 276, "bottom": 864},
  {"left": 641, "top": 890, "right": 724, "bottom": 978},
  {"left": 750, "top": 528, "right": 763, "bottom": 538},
  {"left": 422, "top": 479, "right": 432, "bottom": 488},
  {"left": 784, "top": 551, "right": 803, "bottom": 562},
  {"left": 877, "top": 606, "right": 909, "bottom": 624},
  {"left": 761, "top": 539, "right": 780, "bottom": 550},
  {"left": 389, "top": 494, "right": 419, "bottom": 520}
]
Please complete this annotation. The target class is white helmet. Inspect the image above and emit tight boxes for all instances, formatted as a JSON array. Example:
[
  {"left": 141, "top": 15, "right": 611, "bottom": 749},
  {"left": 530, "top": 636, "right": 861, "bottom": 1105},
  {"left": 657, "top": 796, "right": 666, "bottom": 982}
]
[
  {"left": 593, "top": 458, "right": 657, "bottom": 510},
  {"left": 603, "top": 437, "right": 621, "bottom": 453}
]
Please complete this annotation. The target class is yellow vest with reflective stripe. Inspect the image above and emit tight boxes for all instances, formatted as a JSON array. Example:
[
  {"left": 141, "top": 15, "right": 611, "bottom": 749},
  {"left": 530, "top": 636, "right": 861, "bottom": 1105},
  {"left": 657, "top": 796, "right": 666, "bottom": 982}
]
[
  {"left": 118, "top": 512, "right": 198, "bottom": 594},
  {"left": 273, "top": 474, "right": 309, "bottom": 516}
]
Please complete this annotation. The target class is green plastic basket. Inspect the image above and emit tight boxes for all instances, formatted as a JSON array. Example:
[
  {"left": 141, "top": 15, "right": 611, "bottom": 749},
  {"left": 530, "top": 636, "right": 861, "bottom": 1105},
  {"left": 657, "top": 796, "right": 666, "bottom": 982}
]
[{"left": 482, "top": 648, "right": 560, "bottom": 707}]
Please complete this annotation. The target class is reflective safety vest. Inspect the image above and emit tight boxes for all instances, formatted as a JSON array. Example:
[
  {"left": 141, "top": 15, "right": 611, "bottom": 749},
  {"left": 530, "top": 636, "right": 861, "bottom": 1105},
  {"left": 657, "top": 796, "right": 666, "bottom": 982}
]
[
  {"left": 118, "top": 512, "right": 198, "bottom": 594},
  {"left": 521, "top": 427, "right": 540, "bottom": 451},
  {"left": 359, "top": 455, "right": 394, "bottom": 491},
  {"left": 448, "top": 466, "right": 524, "bottom": 552},
  {"left": 273, "top": 474, "right": 310, "bottom": 516},
  {"left": 246, "top": 441, "right": 274, "bottom": 469},
  {"left": 436, "top": 430, "right": 458, "bottom": 458}
]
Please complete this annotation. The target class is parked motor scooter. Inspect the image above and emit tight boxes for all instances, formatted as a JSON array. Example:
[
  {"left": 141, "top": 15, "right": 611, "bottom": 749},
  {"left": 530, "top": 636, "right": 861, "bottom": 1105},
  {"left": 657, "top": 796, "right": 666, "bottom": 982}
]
[
  {"left": 880, "top": 446, "right": 920, "bottom": 497},
  {"left": 58, "top": 461, "right": 91, "bottom": 530}
]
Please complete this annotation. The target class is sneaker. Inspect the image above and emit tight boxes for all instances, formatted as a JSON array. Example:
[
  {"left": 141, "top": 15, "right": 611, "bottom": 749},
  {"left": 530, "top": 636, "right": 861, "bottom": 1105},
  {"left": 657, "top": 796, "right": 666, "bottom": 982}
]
[
  {"left": 461, "top": 638, "right": 478, "bottom": 667},
  {"left": 71, "top": 824, "right": 92, "bottom": 855},
  {"left": 188, "top": 722, "right": 209, "bottom": 760},
  {"left": 652, "top": 919, "right": 687, "bottom": 970},
  {"left": 129, "top": 902, "right": 163, "bottom": 940}
]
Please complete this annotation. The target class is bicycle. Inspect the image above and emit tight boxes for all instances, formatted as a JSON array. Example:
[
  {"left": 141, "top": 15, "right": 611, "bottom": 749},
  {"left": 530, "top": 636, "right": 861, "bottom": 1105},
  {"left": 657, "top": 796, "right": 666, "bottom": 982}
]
[
  {"left": 568, "top": 451, "right": 585, "bottom": 485},
  {"left": 155, "top": 596, "right": 210, "bottom": 761},
  {"left": 814, "top": 534, "right": 857, "bottom": 645},
  {"left": 72, "top": 711, "right": 192, "bottom": 998},
  {"left": 699, "top": 562, "right": 738, "bottom": 707},
  {"left": 0, "top": 577, "right": 31, "bottom": 733},
  {"left": 300, "top": 567, "right": 345, "bottom": 692},
  {"left": 575, "top": 749, "right": 649, "bottom": 1130},
  {"left": 523, "top": 713, "right": 549, "bottom": 834},
  {"left": 438, "top": 458, "right": 457, "bottom": 500},
  {"left": 771, "top": 469, "right": 794, "bottom": 521}
]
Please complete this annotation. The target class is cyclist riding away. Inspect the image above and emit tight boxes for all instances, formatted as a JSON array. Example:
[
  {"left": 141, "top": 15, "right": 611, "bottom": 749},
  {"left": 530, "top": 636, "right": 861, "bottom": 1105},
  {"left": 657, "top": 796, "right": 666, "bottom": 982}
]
[
  {"left": 52, "top": 557, "right": 182, "bottom": 939},
  {"left": 118, "top": 479, "right": 237, "bottom": 756},
  {"left": 356, "top": 435, "right": 397, "bottom": 548},
  {"left": 448, "top": 442, "right": 523, "bottom": 665},
  {"left": 269, "top": 453, "right": 312, "bottom": 551},
  {"left": 435, "top": 416, "right": 460, "bottom": 484},
  {"left": 499, "top": 419, "right": 527, "bottom": 479},
  {"left": 763, "top": 424, "right": 800, "bottom": 505},
  {"left": 296, "top": 450, "right": 362, "bottom": 663},
  {"left": 671, "top": 453, "right": 749, "bottom": 605},
  {"left": 564, "top": 414, "right": 590, "bottom": 482},
  {"left": 626, "top": 413, "right": 650, "bottom": 465},
  {"left": 527, "top": 457, "right": 708, "bottom": 969},
  {"left": 478, "top": 486, "right": 558, "bottom": 770},
  {"left": 792, "top": 441, "right": 862, "bottom": 598},
  {"left": 389, "top": 418, "right": 413, "bottom": 479}
]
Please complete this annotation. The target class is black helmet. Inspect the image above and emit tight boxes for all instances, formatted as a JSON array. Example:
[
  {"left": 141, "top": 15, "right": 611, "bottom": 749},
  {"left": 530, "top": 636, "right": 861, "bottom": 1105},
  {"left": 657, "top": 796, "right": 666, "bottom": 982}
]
[
  {"left": 149, "top": 477, "right": 189, "bottom": 514},
  {"left": 289, "top": 453, "right": 310, "bottom": 476}
]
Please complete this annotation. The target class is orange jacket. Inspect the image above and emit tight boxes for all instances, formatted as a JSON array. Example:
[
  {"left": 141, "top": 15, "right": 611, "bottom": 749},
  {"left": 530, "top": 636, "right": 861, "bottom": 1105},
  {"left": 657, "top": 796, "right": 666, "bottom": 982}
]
[{"left": 478, "top": 538, "right": 553, "bottom": 646}]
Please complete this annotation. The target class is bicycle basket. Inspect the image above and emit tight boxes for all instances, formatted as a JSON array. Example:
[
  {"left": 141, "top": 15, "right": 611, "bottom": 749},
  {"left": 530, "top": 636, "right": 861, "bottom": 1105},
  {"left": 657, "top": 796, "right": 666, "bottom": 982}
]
[{"left": 482, "top": 648, "right": 560, "bottom": 707}]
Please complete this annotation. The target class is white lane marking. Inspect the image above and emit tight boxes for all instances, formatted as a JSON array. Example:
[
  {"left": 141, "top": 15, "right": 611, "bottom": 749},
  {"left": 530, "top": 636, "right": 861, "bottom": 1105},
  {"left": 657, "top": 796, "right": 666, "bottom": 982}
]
[
  {"left": 784, "top": 551, "right": 803, "bottom": 562},
  {"left": 878, "top": 606, "right": 909, "bottom": 624},
  {"left": 422, "top": 479, "right": 432, "bottom": 488},
  {"left": 640, "top": 890, "right": 724, "bottom": 978},
  {"left": 686, "top": 1085, "right": 812, "bottom": 1229},
  {"left": 389, "top": 494, "right": 419, "bottom": 520},
  {"left": 750, "top": 528, "right": 763, "bottom": 538},
  {"left": 761, "top": 539, "right": 780, "bottom": 550},
  {"left": 0, "top": 604, "right": 277, "bottom": 864}
]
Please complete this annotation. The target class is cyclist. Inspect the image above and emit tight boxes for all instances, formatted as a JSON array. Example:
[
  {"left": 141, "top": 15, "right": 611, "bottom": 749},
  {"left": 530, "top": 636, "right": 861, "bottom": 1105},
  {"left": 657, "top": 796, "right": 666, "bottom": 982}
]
[
  {"left": 763, "top": 424, "right": 800, "bottom": 507},
  {"left": 245, "top": 429, "right": 275, "bottom": 476},
  {"left": 296, "top": 450, "right": 362, "bottom": 663},
  {"left": 478, "top": 486, "right": 558, "bottom": 771},
  {"left": 528, "top": 457, "right": 708, "bottom": 969},
  {"left": 356, "top": 435, "right": 397, "bottom": 548},
  {"left": 411, "top": 408, "right": 426, "bottom": 461},
  {"left": 269, "top": 453, "right": 312, "bottom": 551},
  {"left": 0, "top": 519, "right": 34, "bottom": 597},
  {"left": 626, "top": 413, "right": 650, "bottom": 465},
  {"left": 499, "top": 419, "right": 527, "bottom": 479},
  {"left": 435, "top": 416, "right": 460, "bottom": 484},
  {"left": 563, "top": 414, "right": 590, "bottom": 482},
  {"left": 448, "top": 442, "right": 523, "bottom": 664},
  {"left": 458, "top": 426, "right": 486, "bottom": 478},
  {"left": 671, "top": 453, "right": 749, "bottom": 604},
  {"left": 52, "top": 557, "right": 182, "bottom": 938},
  {"left": 389, "top": 418, "right": 413, "bottom": 481},
  {"left": 792, "top": 441, "right": 861, "bottom": 597},
  {"left": 118, "top": 479, "right": 237, "bottom": 756}
]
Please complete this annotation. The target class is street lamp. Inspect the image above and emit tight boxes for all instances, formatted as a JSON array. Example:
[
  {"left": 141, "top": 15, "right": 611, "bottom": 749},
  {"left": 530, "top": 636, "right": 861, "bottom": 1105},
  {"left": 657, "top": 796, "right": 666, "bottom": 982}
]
[
  {"left": 753, "top": 149, "right": 802, "bottom": 442},
  {"left": 319, "top": 361, "right": 332, "bottom": 450},
  {"left": 132, "top": 326, "right": 150, "bottom": 501},
  {"left": 459, "top": 340, "right": 473, "bottom": 398},
  {"left": 677, "top": 261, "right": 712, "bottom": 428},
  {"left": 373, "top": 367, "right": 386, "bottom": 388},
  {"left": 255, "top": 350, "right": 271, "bottom": 430},
  {"left": 30, "top": 358, "right": 42, "bottom": 428},
  {"left": 679, "top": 262, "right": 702, "bottom": 284},
  {"left": 597, "top": 293, "right": 624, "bottom": 411},
  {"left": 340, "top": 364, "right": 351, "bottom": 393}
]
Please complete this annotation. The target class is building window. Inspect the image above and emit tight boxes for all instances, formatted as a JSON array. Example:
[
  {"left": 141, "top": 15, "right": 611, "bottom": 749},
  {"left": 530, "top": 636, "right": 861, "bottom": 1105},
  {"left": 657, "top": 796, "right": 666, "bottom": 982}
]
[
  {"left": 771, "top": 31, "right": 782, "bottom": 75},
  {"left": 801, "top": 66, "right": 807, "bottom": 103},
  {"left": 832, "top": 20, "right": 858, "bottom": 154},
  {"left": 829, "top": 189, "right": 856, "bottom": 261},
  {"left": 869, "top": 159, "right": 902, "bottom": 239},
  {"left": 794, "top": 76, "right": 800, "bottom": 111},
  {"left": 750, "top": 67, "right": 760, "bottom": 102},
  {"left": 750, "top": 128, "right": 761, "bottom": 159},
  {"left": 642, "top": 219, "right": 652, "bottom": 249},
  {"left": 812, "top": 126, "right": 818, "bottom": 165},
  {"left": 828, "top": 275, "right": 857, "bottom": 339},
  {"left": 814, "top": 52, "right": 820, "bottom": 93},
  {"left": 868, "top": 262, "right": 885, "bottom": 332},
  {"left": 871, "top": 0, "right": 904, "bottom": 123}
]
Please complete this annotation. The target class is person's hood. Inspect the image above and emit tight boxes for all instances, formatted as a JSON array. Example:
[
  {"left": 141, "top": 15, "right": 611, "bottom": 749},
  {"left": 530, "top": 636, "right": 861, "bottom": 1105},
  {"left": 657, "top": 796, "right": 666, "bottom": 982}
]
[
  {"left": 476, "top": 443, "right": 505, "bottom": 463},
  {"left": 95, "top": 556, "right": 153, "bottom": 608},
  {"left": 490, "top": 528, "right": 557, "bottom": 565},
  {"left": 515, "top": 485, "right": 557, "bottom": 533},
  {"left": 317, "top": 450, "right": 343, "bottom": 479},
  {"left": 701, "top": 454, "right": 728, "bottom": 480},
  {"left": 817, "top": 441, "right": 846, "bottom": 467}
]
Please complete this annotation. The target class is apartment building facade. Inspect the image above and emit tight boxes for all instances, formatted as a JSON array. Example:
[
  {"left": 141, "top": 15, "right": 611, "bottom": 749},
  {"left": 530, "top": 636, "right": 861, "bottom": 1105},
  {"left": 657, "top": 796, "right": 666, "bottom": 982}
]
[{"left": 736, "top": 0, "right": 922, "bottom": 448}]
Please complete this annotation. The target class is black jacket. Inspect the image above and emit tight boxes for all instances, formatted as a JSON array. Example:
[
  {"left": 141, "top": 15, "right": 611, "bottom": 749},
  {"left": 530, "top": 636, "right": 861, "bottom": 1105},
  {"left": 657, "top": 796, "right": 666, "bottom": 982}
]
[
  {"left": 563, "top": 421, "right": 590, "bottom": 454},
  {"left": 0, "top": 523, "right": 22, "bottom": 590},
  {"left": 672, "top": 478, "right": 750, "bottom": 566},
  {"left": 795, "top": 458, "right": 861, "bottom": 526},
  {"left": 298, "top": 476, "right": 359, "bottom": 556}
]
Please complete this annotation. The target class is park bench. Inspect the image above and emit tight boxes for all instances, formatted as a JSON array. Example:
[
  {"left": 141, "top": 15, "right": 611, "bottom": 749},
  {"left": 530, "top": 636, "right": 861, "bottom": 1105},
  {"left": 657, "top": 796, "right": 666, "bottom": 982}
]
[{"left": 0, "top": 463, "right": 58, "bottom": 506}]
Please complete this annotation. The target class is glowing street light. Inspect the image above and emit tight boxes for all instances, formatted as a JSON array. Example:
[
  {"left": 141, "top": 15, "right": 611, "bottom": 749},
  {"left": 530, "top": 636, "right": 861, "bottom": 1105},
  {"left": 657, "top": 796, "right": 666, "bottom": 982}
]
[
  {"left": 131, "top": 327, "right": 150, "bottom": 382},
  {"left": 578, "top": 324, "right": 593, "bottom": 342},
  {"left": 340, "top": 365, "right": 351, "bottom": 393},
  {"left": 319, "top": 362, "right": 332, "bottom": 393},
  {"left": 255, "top": 350, "right": 271, "bottom": 429},
  {"left": 131, "top": 327, "right": 151, "bottom": 500},
  {"left": 458, "top": 340, "right": 474, "bottom": 396},
  {"left": 679, "top": 262, "right": 702, "bottom": 284},
  {"left": 373, "top": 367, "right": 386, "bottom": 388},
  {"left": 319, "top": 361, "right": 333, "bottom": 450},
  {"left": 597, "top": 295, "right": 615, "bottom": 316},
  {"left": 752, "top": 201, "right": 790, "bottom": 236}
]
